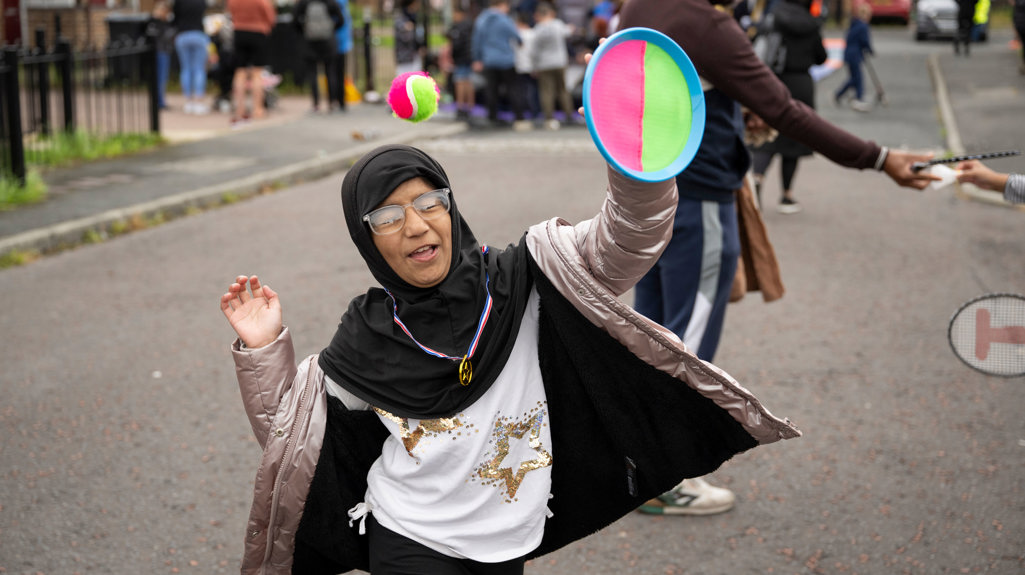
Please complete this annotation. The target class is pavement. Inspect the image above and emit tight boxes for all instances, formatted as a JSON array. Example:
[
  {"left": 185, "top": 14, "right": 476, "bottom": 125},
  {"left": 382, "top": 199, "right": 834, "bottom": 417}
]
[
  {"left": 1, "top": 27, "right": 1024, "bottom": 575},
  {"left": 0, "top": 29, "right": 1022, "bottom": 262}
]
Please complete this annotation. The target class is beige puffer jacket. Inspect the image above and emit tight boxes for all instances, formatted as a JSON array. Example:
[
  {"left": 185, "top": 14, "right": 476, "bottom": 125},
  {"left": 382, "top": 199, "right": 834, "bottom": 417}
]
[{"left": 230, "top": 165, "right": 800, "bottom": 574}]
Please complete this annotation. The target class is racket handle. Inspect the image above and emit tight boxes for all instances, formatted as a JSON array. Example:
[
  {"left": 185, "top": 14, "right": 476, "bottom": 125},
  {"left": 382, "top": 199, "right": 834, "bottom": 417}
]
[{"left": 912, "top": 150, "right": 1020, "bottom": 172}]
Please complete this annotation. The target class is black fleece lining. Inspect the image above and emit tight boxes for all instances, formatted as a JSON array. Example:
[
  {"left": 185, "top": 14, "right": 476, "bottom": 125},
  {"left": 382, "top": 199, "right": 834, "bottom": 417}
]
[
  {"left": 528, "top": 268, "right": 758, "bottom": 558},
  {"left": 292, "top": 396, "right": 388, "bottom": 574}
]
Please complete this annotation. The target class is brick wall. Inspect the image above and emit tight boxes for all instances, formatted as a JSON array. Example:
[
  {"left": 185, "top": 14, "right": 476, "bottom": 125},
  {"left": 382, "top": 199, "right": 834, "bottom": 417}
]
[{"left": 26, "top": 7, "right": 114, "bottom": 49}]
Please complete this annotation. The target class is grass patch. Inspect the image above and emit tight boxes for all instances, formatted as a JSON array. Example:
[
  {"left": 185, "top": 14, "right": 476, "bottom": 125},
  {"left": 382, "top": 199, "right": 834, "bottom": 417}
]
[
  {"left": 26, "top": 130, "right": 165, "bottom": 168},
  {"left": 988, "top": 6, "right": 1014, "bottom": 28},
  {"left": 0, "top": 249, "right": 40, "bottom": 269},
  {"left": 0, "top": 170, "right": 47, "bottom": 210},
  {"left": 1, "top": 130, "right": 166, "bottom": 211}
]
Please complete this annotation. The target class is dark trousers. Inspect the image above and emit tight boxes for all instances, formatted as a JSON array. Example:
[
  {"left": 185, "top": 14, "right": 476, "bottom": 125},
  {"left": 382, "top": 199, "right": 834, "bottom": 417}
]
[
  {"left": 483, "top": 66, "right": 525, "bottom": 121},
  {"left": 367, "top": 515, "right": 526, "bottom": 575},
  {"left": 535, "top": 68, "right": 574, "bottom": 121},
  {"left": 836, "top": 58, "right": 864, "bottom": 100},
  {"left": 633, "top": 197, "right": 740, "bottom": 362},
  {"left": 331, "top": 51, "right": 348, "bottom": 110},
  {"left": 954, "top": 15, "right": 974, "bottom": 54},
  {"left": 306, "top": 41, "right": 336, "bottom": 109},
  {"left": 752, "top": 151, "right": 799, "bottom": 192},
  {"left": 1015, "top": 14, "right": 1025, "bottom": 67}
]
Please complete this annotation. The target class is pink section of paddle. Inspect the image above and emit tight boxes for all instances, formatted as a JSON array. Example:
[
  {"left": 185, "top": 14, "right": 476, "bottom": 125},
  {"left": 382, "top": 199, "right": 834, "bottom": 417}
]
[{"left": 589, "top": 40, "right": 646, "bottom": 171}]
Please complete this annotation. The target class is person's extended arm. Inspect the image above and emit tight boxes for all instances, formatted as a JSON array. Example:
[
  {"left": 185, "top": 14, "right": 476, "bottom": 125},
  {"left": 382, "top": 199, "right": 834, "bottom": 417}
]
[
  {"left": 620, "top": 0, "right": 936, "bottom": 189},
  {"left": 572, "top": 167, "right": 677, "bottom": 296},
  {"left": 1006, "top": 174, "right": 1025, "bottom": 204},
  {"left": 957, "top": 160, "right": 1025, "bottom": 204}
]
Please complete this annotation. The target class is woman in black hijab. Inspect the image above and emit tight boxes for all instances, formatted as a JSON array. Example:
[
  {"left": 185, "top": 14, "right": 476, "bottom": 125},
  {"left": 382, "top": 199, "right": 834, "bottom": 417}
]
[{"left": 220, "top": 144, "right": 799, "bottom": 574}]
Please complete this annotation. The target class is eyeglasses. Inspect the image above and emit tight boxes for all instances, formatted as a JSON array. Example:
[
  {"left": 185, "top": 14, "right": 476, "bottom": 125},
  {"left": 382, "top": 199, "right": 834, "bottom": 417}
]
[{"left": 362, "top": 188, "right": 451, "bottom": 235}]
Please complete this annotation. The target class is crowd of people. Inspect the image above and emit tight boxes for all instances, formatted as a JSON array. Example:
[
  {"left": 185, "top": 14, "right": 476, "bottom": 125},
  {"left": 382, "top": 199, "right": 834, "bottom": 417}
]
[
  {"left": 440, "top": 0, "right": 613, "bottom": 130},
  {"left": 147, "top": 0, "right": 353, "bottom": 126}
]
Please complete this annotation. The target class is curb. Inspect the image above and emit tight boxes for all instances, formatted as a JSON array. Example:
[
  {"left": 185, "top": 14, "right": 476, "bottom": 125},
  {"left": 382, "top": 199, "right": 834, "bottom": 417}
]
[
  {"left": 926, "top": 52, "right": 1018, "bottom": 209},
  {"left": 0, "top": 122, "right": 469, "bottom": 260}
]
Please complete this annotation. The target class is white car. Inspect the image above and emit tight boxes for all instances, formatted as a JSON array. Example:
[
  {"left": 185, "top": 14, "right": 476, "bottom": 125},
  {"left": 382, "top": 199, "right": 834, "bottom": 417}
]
[
  {"left": 914, "top": 0, "right": 989, "bottom": 41},
  {"left": 914, "top": 0, "right": 959, "bottom": 40}
]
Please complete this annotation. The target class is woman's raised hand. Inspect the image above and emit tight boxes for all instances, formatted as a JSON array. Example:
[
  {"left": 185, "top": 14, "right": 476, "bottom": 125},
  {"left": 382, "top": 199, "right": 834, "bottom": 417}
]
[{"left": 220, "top": 275, "right": 282, "bottom": 349}]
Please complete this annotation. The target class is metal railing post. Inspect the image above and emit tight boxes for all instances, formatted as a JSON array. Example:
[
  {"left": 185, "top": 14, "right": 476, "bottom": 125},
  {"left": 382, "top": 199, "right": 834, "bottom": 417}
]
[
  {"left": 56, "top": 38, "right": 74, "bottom": 132},
  {"left": 3, "top": 47, "right": 26, "bottom": 186},
  {"left": 362, "top": 7, "right": 374, "bottom": 94},
  {"left": 35, "top": 28, "right": 51, "bottom": 136},
  {"left": 145, "top": 29, "right": 160, "bottom": 134}
]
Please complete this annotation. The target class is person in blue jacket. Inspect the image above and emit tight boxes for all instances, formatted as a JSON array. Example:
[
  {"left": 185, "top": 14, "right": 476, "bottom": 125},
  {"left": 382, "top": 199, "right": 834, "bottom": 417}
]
[
  {"left": 471, "top": 0, "right": 528, "bottom": 128},
  {"left": 331, "top": 0, "right": 353, "bottom": 112},
  {"left": 834, "top": 3, "right": 874, "bottom": 112}
]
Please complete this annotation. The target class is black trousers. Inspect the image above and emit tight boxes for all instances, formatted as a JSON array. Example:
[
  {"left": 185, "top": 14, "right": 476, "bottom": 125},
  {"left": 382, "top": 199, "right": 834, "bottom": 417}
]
[
  {"left": 366, "top": 514, "right": 526, "bottom": 575},
  {"left": 483, "top": 66, "right": 525, "bottom": 121},
  {"left": 331, "top": 51, "right": 348, "bottom": 110},
  {"left": 306, "top": 41, "right": 336, "bottom": 109}
]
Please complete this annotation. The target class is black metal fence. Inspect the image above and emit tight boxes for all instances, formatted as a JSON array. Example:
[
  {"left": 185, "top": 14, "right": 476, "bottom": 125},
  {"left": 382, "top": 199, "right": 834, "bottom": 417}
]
[{"left": 0, "top": 29, "right": 158, "bottom": 186}]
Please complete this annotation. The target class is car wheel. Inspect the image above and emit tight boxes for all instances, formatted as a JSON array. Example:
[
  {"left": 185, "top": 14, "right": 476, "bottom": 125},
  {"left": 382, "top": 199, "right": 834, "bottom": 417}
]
[{"left": 915, "top": 29, "right": 927, "bottom": 41}]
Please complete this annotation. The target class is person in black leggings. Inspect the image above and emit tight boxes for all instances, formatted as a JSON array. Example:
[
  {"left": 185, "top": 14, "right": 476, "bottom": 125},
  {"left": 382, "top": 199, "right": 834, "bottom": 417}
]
[{"left": 367, "top": 516, "right": 526, "bottom": 575}]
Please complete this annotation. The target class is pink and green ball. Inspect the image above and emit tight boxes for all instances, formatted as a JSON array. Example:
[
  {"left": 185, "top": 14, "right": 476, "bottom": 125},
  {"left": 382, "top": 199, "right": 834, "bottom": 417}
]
[{"left": 388, "top": 72, "right": 440, "bottom": 123}]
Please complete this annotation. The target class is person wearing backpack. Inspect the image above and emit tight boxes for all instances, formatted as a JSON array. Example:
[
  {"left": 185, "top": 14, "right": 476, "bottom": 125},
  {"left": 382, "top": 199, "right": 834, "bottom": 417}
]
[
  {"left": 295, "top": 0, "right": 345, "bottom": 113},
  {"left": 749, "top": 0, "right": 827, "bottom": 214}
]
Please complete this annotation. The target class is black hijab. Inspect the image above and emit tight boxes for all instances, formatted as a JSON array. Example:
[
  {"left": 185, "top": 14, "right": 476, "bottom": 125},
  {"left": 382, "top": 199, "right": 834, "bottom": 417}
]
[{"left": 318, "top": 144, "right": 533, "bottom": 419}]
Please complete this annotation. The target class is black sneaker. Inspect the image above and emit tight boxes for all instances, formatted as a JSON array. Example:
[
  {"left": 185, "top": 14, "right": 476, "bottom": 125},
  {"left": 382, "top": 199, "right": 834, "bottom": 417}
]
[{"left": 777, "top": 197, "right": 802, "bottom": 214}]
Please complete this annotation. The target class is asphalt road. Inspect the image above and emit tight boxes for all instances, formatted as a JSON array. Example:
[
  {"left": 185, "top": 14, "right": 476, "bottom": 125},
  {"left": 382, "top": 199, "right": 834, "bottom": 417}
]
[{"left": 1, "top": 27, "right": 1023, "bottom": 575}]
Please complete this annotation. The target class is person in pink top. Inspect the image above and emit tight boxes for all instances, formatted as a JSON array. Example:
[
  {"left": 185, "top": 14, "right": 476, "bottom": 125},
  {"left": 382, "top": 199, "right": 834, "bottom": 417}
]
[{"left": 226, "top": 0, "right": 277, "bottom": 125}]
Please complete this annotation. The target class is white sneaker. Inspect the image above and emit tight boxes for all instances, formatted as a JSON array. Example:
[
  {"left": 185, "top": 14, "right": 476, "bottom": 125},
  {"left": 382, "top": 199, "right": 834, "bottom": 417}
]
[
  {"left": 192, "top": 103, "right": 210, "bottom": 115},
  {"left": 512, "top": 119, "right": 534, "bottom": 132},
  {"left": 637, "top": 477, "right": 736, "bottom": 516},
  {"left": 545, "top": 119, "right": 561, "bottom": 131},
  {"left": 850, "top": 99, "right": 873, "bottom": 113},
  {"left": 776, "top": 197, "right": 802, "bottom": 214},
  {"left": 183, "top": 102, "right": 195, "bottom": 115}
]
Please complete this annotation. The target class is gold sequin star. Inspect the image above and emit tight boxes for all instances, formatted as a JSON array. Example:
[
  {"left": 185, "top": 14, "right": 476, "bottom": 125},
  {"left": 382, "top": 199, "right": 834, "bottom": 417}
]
[
  {"left": 374, "top": 408, "right": 464, "bottom": 457},
  {"left": 475, "top": 409, "right": 552, "bottom": 501}
]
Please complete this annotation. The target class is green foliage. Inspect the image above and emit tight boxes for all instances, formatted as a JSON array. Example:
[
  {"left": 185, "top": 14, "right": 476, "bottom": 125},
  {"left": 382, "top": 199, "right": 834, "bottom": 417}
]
[
  {"left": 0, "top": 170, "right": 46, "bottom": 210},
  {"left": 26, "top": 130, "right": 165, "bottom": 168},
  {"left": 988, "top": 5, "right": 1013, "bottom": 27},
  {"left": 0, "top": 248, "right": 40, "bottom": 269}
]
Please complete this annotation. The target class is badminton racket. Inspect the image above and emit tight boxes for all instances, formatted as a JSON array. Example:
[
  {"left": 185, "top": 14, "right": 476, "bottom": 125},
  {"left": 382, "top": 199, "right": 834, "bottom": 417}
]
[
  {"left": 912, "top": 150, "right": 1020, "bottom": 173},
  {"left": 948, "top": 293, "right": 1025, "bottom": 377}
]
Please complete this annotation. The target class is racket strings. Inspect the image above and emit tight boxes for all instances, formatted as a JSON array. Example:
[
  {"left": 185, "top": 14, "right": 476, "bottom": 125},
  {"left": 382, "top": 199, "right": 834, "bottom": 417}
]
[{"left": 949, "top": 294, "right": 1025, "bottom": 377}]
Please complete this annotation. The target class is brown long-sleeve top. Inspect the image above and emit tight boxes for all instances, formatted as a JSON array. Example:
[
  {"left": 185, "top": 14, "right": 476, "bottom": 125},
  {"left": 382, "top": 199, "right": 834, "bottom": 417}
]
[
  {"left": 227, "top": 0, "right": 277, "bottom": 35},
  {"left": 620, "top": 0, "right": 883, "bottom": 199}
]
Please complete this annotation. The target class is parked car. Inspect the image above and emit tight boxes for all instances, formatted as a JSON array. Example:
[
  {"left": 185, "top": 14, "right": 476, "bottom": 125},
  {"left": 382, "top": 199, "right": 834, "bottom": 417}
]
[
  {"left": 867, "top": 0, "right": 912, "bottom": 24},
  {"left": 915, "top": 0, "right": 959, "bottom": 39},
  {"left": 914, "top": 0, "right": 988, "bottom": 41}
]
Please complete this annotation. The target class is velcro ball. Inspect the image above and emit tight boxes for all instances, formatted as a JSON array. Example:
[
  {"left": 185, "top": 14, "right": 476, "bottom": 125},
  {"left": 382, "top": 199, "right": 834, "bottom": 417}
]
[{"left": 388, "top": 71, "right": 440, "bottom": 123}]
